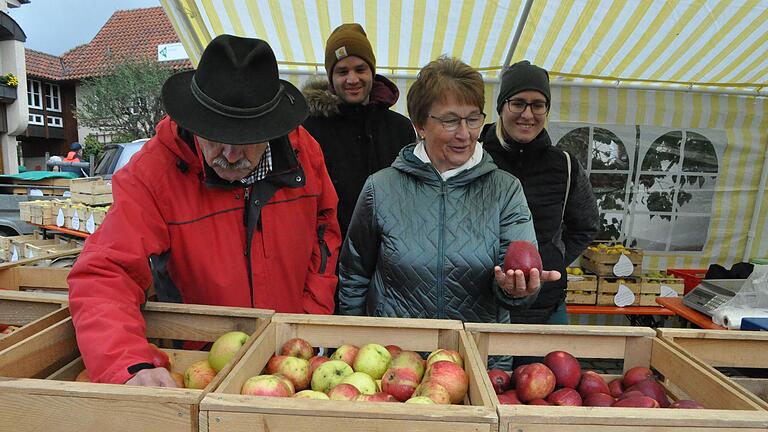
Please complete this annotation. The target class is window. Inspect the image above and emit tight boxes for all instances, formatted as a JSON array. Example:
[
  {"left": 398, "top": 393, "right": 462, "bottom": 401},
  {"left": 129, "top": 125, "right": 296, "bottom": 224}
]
[
  {"left": 27, "top": 79, "right": 42, "bottom": 109},
  {"left": 45, "top": 83, "right": 61, "bottom": 112},
  {"left": 554, "top": 124, "right": 721, "bottom": 252},
  {"left": 28, "top": 113, "right": 44, "bottom": 125},
  {"left": 47, "top": 116, "right": 63, "bottom": 128}
]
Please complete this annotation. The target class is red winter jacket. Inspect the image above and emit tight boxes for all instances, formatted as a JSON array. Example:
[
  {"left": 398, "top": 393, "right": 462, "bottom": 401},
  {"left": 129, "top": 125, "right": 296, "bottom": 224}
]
[{"left": 68, "top": 117, "right": 341, "bottom": 384}]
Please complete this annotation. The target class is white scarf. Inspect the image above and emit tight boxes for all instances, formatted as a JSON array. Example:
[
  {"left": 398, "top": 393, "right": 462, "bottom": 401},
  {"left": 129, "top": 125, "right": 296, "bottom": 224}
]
[{"left": 414, "top": 140, "right": 484, "bottom": 181}]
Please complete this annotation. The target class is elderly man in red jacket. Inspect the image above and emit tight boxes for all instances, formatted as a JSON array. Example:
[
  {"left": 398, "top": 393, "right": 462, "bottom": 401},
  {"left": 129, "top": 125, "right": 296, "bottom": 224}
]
[{"left": 68, "top": 35, "right": 341, "bottom": 387}]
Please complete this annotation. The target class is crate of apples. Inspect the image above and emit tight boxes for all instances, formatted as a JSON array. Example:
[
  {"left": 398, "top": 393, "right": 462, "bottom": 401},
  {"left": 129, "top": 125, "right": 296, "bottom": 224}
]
[
  {"left": 201, "top": 314, "right": 498, "bottom": 432},
  {"left": 466, "top": 323, "right": 768, "bottom": 431}
]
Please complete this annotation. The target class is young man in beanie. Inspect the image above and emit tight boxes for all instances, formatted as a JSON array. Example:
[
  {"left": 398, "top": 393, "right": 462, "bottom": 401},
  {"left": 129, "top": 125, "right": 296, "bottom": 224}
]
[
  {"left": 302, "top": 23, "right": 415, "bottom": 238},
  {"left": 67, "top": 35, "right": 341, "bottom": 387},
  {"left": 480, "top": 60, "right": 599, "bottom": 325}
]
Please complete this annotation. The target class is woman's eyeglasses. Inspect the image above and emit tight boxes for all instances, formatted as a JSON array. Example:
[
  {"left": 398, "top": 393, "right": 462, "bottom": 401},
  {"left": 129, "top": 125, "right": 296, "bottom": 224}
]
[
  {"left": 506, "top": 99, "right": 549, "bottom": 115},
  {"left": 428, "top": 113, "right": 487, "bottom": 131}
]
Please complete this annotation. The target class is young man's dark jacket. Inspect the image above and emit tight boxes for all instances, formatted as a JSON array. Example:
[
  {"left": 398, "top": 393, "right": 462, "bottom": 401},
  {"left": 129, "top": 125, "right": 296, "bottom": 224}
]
[
  {"left": 481, "top": 125, "right": 599, "bottom": 322},
  {"left": 302, "top": 75, "right": 415, "bottom": 237}
]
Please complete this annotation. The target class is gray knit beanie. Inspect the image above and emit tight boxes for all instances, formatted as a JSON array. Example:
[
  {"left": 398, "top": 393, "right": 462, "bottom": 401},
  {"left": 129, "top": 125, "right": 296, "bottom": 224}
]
[{"left": 496, "top": 60, "right": 551, "bottom": 113}]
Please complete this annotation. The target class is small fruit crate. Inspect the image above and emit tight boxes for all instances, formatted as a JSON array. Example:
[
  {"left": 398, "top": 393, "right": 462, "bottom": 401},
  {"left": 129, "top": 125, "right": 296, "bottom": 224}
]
[
  {"left": 582, "top": 242, "right": 643, "bottom": 277},
  {"left": 658, "top": 328, "right": 768, "bottom": 404},
  {"left": 597, "top": 277, "right": 641, "bottom": 306},
  {"left": 0, "top": 265, "right": 72, "bottom": 291},
  {"left": 200, "top": 313, "right": 498, "bottom": 432},
  {"left": 465, "top": 323, "right": 768, "bottom": 431},
  {"left": 566, "top": 274, "right": 598, "bottom": 305},
  {"left": 70, "top": 176, "right": 113, "bottom": 206},
  {"left": 0, "top": 290, "right": 69, "bottom": 351},
  {"left": 0, "top": 302, "right": 272, "bottom": 432},
  {"left": 641, "top": 272, "right": 685, "bottom": 295}
]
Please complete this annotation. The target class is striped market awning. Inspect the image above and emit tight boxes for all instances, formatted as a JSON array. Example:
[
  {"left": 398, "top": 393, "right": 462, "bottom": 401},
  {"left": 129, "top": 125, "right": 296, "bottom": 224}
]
[{"left": 161, "top": 0, "right": 768, "bottom": 95}]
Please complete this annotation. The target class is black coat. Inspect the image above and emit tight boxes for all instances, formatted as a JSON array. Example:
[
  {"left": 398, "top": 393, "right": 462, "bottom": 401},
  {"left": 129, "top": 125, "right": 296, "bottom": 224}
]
[
  {"left": 481, "top": 124, "right": 599, "bottom": 320},
  {"left": 302, "top": 76, "right": 415, "bottom": 238}
]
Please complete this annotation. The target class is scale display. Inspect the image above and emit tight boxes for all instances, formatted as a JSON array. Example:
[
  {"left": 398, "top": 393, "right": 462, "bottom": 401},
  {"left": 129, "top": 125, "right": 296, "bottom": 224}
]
[{"left": 682, "top": 279, "right": 746, "bottom": 316}]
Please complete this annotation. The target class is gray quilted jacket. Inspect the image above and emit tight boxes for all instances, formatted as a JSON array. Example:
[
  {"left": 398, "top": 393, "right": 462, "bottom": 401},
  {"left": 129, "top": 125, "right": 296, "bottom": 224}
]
[{"left": 338, "top": 143, "right": 539, "bottom": 323}]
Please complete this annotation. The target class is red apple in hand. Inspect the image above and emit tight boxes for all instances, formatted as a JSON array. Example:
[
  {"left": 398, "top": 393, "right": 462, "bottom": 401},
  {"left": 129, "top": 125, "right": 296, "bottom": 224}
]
[{"left": 503, "top": 241, "right": 543, "bottom": 278}]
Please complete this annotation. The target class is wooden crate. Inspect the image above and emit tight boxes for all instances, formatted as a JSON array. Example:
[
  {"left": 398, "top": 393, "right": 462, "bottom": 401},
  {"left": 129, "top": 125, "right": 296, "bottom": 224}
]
[
  {"left": 0, "top": 302, "right": 272, "bottom": 432},
  {"left": 0, "top": 266, "right": 71, "bottom": 291},
  {"left": 70, "top": 176, "right": 112, "bottom": 195},
  {"left": 566, "top": 275, "right": 598, "bottom": 305},
  {"left": 466, "top": 323, "right": 768, "bottom": 431},
  {"left": 641, "top": 274, "right": 685, "bottom": 295},
  {"left": 582, "top": 243, "right": 643, "bottom": 277},
  {"left": 71, "top": 191, "right": 113, "bottom": 206},
  {"left": 200, "top": 313, "right": 498, "bottom": 432},
  {"left": 658, "top": 329, "right": 768, "bottom": 404},
  {"left": 0, "top": 291, "right": 69, "bottom": 351}
]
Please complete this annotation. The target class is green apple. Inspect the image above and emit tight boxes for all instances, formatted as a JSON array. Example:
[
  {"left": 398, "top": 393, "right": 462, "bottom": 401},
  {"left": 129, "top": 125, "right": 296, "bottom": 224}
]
[
  {"left": 341, "top": 371, "right": 377, "bottom": 395},
  {"left": 208, "top": 331, "right": 249, "bottom": 372},
  {"left": 184, "top": 359, "right": 217, "bottom": 389},
  {"left": 352, "top": 343, "right": 391, "bottom": 380},
  {"left": 294, "top": 390, "right": 330, "bottom": 399},
  {"left": 426, "top": 348, "right": 463, "bottom": 369},
  {"left": 310, "top": 360, "right": 353, "bottom": 393},
  {"left": 405, "top": 396, "right": 436, "bottom": 404}
]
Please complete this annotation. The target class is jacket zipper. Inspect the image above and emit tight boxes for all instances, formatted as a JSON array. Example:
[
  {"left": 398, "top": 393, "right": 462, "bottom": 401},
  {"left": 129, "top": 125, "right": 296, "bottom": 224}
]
[
  {"left": 437, "top": 180, "right": 447, "bottom": 319},
  {"left": 317, "top": 224, "right": 330, "bottom": 274},
  {"left": 243, "top": 187, "right": 255, "bottom": 307}
]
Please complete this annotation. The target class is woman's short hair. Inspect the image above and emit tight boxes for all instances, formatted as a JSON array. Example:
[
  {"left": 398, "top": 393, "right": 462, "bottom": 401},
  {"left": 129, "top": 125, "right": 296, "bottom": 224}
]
[{"left": 407, "top": 56, "right": 484, "bottom": 127}]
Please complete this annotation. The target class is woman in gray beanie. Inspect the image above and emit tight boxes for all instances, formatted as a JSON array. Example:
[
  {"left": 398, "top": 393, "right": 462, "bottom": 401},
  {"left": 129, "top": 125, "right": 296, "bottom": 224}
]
[{"left": 479, "top": 60, "right": 599, "bottom": 326}]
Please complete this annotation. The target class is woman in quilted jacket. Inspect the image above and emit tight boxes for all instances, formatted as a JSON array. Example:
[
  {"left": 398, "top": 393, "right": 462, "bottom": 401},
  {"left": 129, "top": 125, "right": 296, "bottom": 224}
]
[{"left": 338, "top": 56, "right": 561, "bottom": 323}]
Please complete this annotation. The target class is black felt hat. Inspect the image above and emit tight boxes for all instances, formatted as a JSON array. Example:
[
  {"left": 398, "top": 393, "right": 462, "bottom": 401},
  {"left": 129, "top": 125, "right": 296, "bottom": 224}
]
[{"left": 162, "top": 35, "right": 308, "bottom": 144}]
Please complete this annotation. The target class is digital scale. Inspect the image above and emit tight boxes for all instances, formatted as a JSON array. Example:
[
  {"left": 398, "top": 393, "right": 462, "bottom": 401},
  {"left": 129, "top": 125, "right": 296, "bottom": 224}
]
[{"left": 682, "top": 279, "right": 747, "bottom": 317}]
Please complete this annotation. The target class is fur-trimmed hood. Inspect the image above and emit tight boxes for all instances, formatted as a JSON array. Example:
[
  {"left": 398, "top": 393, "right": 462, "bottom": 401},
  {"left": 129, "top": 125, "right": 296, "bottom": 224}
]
[{"left": 302, "top": 75, "right": 402, "bottom": 118}]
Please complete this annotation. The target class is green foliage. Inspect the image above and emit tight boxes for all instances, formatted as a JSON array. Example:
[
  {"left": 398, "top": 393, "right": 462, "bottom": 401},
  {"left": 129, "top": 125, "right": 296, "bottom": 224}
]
[
  {"left": 75, "top": 58, "right": 177, "bottom": 140},
  {"left": 82, "top": 134, "right": 103, "bottom": 160}
]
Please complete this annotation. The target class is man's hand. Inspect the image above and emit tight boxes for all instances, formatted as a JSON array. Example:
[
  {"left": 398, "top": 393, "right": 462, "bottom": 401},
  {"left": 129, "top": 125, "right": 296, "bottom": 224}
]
[
  {"left": 494, "top": 267, "right": 562, "bottom": 298},
  {"left": 125, "top": 367, "right": 178, "bottom": 387}
]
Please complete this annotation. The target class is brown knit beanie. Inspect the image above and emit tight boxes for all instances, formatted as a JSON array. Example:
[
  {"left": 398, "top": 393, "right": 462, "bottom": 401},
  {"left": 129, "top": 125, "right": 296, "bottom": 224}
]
[{"left": 324, "top": 23, "right": 376, "bottom": 79}]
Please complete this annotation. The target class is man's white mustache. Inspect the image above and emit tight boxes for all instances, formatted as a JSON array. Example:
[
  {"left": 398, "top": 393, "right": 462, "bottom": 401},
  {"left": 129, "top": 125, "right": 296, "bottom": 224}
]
[{"left": 212, "top": 156, "right": 252, "bottom": 170}]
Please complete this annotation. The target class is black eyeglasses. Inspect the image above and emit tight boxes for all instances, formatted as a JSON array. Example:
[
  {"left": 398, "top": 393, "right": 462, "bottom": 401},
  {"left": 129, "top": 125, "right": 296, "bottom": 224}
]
[
  {"left": 428, "top": 113, "right": 486, "bottom": 132},
  {"left": 506, "top": 99, "right": 549, "bottom": 115}
]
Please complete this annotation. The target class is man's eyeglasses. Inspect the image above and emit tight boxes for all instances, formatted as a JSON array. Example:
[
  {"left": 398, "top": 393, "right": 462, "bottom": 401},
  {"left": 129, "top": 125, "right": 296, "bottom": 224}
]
[
  {"left": 506, "top": 99, "right": 549, "bottom": 115},
  {"left": 428, "top": 113, "right": 486, "bottom": 132}
]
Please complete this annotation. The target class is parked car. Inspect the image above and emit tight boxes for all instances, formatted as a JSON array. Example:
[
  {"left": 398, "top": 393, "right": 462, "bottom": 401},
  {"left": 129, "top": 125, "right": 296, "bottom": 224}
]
[{"left": 93, "top": 139, "right": 148, "bottom": 179}]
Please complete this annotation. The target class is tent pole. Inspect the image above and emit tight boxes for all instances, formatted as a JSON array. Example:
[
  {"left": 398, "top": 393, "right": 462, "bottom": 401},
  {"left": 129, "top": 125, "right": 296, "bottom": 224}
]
[
  {"left": 743, "top": 135, "right": 768, "bottom": 261},
  {"left": 502, "top": 0, "right": 535, "bottom": 72}
]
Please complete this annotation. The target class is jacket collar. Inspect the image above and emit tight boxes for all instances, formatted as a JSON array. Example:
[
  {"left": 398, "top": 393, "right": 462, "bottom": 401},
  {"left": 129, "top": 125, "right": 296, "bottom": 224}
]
[
  {"left": 481, "top": 122, "right": 552, "bottom": 156},
  {"left": 392, "top": 143, "right": 498, "bottom": 186},
  {"left": 302, "top": 74, "right": 401, "bottom": 118}
]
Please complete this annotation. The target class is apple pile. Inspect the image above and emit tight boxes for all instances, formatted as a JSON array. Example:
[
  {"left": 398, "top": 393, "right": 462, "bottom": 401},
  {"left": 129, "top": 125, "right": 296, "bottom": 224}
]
[
  {"left": 241, "top": 338, "right": 470, "bottom": 404},
  {"left": 75, "top": 330, "right": 250, "bottom": 388},
  {"left": 488, "top": 350, "right": 704, "bottom": 409},
  {"left": 0, "top": 324, "right": 19, "bottom": 336}
]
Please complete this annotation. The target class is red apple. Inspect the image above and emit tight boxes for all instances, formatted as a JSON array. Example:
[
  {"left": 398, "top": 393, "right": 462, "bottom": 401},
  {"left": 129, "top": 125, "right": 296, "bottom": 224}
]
[
  {"left": 241, "top": 374, "right": 294, "bottom": 397},
  {"left": 412, "top": 380, "right": 451, "bottom": 404},
  {"left": 75, "top": 369, "right": 90, "bottom": 382},
  {"left": 356, "top": 392, "right": 398, "bottom": 402},
  {"left": 385, "top": 345, "right": 403, "bottom": 358},
  {"left": 148, "top": 343, "right": 171, "bottom": 370},
  {"left": 547, "top": 387, "right": 582, "bottom": 406},
  {"left": 426, "top": 349, "right": 464, "bottom": 369},
  {"left": 622, "top": 366, "right": 653, "bottom": 388},
  {"left": 266, "top": 355, "right": 311, "bottom": 390},
  {"left": 381, "top": 367, "right": 420, "bottom": 401},
  {"left": 619, "top": 390, "right": 645, "bottom": 400},
  {"left": 583, "top": 392, "right": 615, "bottom": 407},
  {"left": 308, "top": 355, "right": 330, "bottom": 375},
  {"left": 503, "top": 240, "right": 543, "bottom": 278},
  {"left": 577, "top": 370, "right": 610, "bottom": 398},
  {"left": 280, "top": 337, "right": 314, "bottom": 360},
  {"left": 498, "top": 392, "right": 522, "bottom": 404},
  {"left": 543, "top": 351, "right": 581, "bottom": 389},
  {"left": 608, "top": 378, "right": 624, "bottom": 398},
  {"left": 514, "top": 363, "right": 556, "bottom": 403},
  {"left": 390, "top": 351, "right": 426, "bottom": 381},
  {"left": 330, "top": 344, "right": 359, "bottom": 367},
  {"left": 184, "top": 360, "right": 217, "bottom": 389},
  {"left": 626, "top": 379, "right": 670, "bottom": 407},
  {"left": 170, "top": 371, "right": 185, "bottom": 388},
  {"left": 528, "top": 398, "right": 551, "bottom": 405},
  {"left": 424, "top": 360, "right": 469, "bottom": 404},
  {"left": 327, "top": 383, "right": 361, "bottom": 400},
  {"left": 670, "top": 399, "right": 705, "bottom": 409},
  {"left": 487, "top": 369, "right": 512, "bottom": 394},
  {"left": 612, "top": 395, "right": 660, "bottom": 408}
]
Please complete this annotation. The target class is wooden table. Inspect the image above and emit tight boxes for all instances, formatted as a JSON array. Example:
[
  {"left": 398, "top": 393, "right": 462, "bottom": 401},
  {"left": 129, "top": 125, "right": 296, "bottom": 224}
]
[
  {"left": 30, "top": 223, "right": 90, "bottom": 238},
  {"left": 655, "top": 297, "right": 727, "bottom": 330},
  {"left": 567, "top": 304, "right": 674, "bottom": 327}
]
